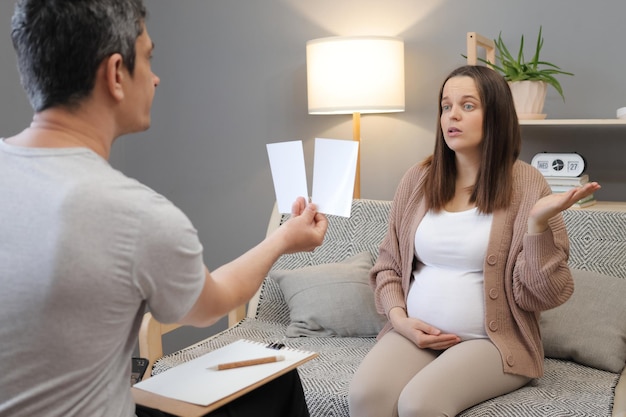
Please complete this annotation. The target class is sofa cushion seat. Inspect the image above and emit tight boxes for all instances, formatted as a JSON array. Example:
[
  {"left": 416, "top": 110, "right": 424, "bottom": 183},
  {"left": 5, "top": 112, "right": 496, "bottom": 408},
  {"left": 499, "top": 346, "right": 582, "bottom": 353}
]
[{"left": 153, "top": 278, "right": 621, "bottom": 417}]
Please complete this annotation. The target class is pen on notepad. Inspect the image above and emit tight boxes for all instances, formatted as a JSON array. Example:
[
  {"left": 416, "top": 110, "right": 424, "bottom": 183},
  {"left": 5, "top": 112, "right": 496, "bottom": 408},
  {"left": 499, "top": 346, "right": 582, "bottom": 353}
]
[{"left": 209, "top": 355, "right": 286, "bottom": 371}]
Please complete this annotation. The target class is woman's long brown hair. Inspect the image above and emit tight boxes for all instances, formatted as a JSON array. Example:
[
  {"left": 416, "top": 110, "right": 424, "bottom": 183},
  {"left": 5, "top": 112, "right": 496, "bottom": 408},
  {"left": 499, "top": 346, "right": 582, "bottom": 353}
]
[{"left": 422, "top": 65, "right": 521, "bottom": 213}]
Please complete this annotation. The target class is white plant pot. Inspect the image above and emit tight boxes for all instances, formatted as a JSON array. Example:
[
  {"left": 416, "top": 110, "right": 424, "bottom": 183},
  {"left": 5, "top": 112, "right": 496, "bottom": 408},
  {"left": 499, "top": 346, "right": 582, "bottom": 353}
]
[{"left": 508, "top": 81, "right": 547, "bottom": 119}]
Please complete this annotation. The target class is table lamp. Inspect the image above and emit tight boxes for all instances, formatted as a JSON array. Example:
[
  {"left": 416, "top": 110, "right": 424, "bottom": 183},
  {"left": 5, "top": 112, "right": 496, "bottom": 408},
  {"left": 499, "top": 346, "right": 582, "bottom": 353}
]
[{"left": 306, "top": 35, "right": 405, "bottom": 198}]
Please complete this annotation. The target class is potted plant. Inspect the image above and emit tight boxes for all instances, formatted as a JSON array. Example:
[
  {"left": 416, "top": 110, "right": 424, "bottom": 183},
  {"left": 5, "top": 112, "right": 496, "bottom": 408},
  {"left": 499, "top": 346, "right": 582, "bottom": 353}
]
[{"left": 473, "top": 26, "right": 574, "bottom": 119}]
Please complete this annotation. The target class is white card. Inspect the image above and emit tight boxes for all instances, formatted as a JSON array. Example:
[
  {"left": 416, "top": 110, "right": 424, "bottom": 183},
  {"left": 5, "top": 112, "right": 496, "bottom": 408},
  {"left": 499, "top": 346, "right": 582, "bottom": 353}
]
[
  {"left": 311, "top": 138, "right": 358, "bottom": 217},
  {"left": 266, "top": 140, "right": 309, "bottom": 214}
]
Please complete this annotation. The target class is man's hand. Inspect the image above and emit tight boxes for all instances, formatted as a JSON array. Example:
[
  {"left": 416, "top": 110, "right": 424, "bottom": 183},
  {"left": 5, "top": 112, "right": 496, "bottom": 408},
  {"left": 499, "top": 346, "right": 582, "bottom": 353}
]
[{"left": 276, "top": 196, "right": 328, "bottom": 254}]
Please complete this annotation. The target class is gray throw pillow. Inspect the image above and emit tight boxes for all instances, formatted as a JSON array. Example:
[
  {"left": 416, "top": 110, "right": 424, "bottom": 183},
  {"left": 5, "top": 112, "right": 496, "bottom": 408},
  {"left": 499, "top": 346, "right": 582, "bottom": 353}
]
[
  {"left": 269, "top": 252, "right": 387, "bottom": 337},
  {"left": 540, "top": 268, "right": 626, "bottom": 373}
]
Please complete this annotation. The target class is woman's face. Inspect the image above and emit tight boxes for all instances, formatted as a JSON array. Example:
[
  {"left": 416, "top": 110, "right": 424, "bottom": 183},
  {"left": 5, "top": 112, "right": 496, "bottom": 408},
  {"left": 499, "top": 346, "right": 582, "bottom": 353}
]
[{"left": 440, "top": 76, "right": 484, "bottom": 158}]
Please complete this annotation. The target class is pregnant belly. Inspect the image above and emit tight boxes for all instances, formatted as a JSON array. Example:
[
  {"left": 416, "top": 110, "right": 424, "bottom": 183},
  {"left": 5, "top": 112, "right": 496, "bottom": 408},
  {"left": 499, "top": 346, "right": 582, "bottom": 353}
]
[{"left": 406, "top": 267, "right": 488, "bottom": 340}]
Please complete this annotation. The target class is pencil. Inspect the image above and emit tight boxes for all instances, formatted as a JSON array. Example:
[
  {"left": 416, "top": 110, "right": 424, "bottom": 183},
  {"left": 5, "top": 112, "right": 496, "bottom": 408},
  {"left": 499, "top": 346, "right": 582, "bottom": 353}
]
[{"left": 210, "top": 355, "right": 286, "bottom": 371}]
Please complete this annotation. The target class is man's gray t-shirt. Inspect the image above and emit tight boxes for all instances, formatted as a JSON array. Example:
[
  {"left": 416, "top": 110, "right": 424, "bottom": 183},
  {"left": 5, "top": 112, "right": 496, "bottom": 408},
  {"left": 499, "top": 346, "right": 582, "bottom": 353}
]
[{"left": 0, "top": 140, "right": 205, "bottom": 417}]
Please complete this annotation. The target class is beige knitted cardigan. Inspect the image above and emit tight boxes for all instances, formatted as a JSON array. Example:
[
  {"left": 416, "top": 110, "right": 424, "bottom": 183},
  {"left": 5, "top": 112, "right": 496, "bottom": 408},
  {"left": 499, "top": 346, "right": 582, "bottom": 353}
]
[{"left": 370, "top": 160, "right": 574, "bottom": 378}]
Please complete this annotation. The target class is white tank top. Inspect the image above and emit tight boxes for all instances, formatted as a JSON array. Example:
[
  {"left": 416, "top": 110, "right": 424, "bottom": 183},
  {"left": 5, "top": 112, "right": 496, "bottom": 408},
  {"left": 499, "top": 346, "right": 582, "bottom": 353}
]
[{"left": 406, "top": 207, "right": 493, "bottom": 340}]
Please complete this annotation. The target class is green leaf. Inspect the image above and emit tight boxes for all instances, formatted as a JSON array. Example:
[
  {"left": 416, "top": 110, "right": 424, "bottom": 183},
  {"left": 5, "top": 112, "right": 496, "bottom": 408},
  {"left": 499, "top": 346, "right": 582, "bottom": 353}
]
[{"left": 467, "top": 26, "right": 574, "bottom": 100}]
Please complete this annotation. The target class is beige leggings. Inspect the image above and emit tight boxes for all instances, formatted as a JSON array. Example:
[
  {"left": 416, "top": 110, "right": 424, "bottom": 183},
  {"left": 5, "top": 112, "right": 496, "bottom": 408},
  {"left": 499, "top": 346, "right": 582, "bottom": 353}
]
[{"left": 348, "top": 331, "right": 531, "bottom": 417}]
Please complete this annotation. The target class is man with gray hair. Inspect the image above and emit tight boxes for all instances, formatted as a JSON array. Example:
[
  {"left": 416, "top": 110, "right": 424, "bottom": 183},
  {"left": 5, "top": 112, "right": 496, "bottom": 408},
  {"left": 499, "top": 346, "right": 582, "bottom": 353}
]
[{"left": 0, "top": 1, "right": 327, "bottom": 416}]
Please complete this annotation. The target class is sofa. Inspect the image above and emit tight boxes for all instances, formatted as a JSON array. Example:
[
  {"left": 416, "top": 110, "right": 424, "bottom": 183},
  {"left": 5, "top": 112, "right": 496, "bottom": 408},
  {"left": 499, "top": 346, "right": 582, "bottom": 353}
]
[{"left": 142, "top": 199, "right": 626, "bottom": 417}]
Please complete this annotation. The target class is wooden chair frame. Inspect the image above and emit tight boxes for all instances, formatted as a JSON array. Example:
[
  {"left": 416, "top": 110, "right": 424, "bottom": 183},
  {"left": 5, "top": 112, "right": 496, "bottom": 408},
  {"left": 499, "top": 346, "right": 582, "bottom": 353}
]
[
  {"left": 137, "top": 307, "right": 246, "bottom": 379},
  {"left": 466, "top": 32, "right": 496, "bottom": 66}
]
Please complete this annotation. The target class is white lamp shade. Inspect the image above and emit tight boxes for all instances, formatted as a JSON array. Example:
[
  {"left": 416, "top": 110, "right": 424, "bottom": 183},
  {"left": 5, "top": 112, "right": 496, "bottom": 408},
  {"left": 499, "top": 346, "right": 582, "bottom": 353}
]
[{"left": 306, "top": 36, "right": 405, "bottom": 115}]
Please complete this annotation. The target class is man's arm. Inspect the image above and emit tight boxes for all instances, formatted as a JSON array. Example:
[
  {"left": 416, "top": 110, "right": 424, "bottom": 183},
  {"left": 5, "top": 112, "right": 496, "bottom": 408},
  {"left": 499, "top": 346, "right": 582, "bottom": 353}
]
[{"left": 179, "top": 198, "right": 327, "bottom": 327}]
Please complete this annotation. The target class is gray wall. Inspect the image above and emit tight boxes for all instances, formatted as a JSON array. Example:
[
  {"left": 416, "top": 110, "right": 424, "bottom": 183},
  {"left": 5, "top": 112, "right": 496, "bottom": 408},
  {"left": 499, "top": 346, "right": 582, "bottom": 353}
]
[{"left": 2, "top": 1, "right": 625, "bottom": 352}]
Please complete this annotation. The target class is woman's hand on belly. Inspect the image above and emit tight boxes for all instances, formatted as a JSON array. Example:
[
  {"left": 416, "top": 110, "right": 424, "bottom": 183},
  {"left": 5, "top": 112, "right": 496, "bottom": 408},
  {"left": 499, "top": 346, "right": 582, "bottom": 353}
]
[{"left": 389, "top": 307, "right": 461, "bottom": 350}]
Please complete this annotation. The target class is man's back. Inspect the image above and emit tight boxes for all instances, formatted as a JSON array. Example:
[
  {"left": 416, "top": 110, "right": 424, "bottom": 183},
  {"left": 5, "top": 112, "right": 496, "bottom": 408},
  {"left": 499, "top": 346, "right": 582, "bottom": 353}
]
[{"left": 0, "top": 140, "right": 205, "bottom": 417}]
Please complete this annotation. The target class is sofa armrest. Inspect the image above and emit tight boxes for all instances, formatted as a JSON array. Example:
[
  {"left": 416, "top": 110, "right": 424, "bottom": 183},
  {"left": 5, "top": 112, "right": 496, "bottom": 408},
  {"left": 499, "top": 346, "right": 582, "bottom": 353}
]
[
  {"left": 138, "top": 306, "right": 246, "bottom": 380},
  {"left": 137, "top": 313, "right": 182, "bottom": 379},
  {"left": 614, "top": 365, "right": 626, "bottom": 417}
]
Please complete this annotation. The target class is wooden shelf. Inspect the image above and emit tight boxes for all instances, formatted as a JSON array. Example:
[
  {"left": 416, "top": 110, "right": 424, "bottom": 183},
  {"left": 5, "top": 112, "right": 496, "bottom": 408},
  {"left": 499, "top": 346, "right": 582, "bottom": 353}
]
[
  {"left": 520, "top": 119, "right": 626, "bottom": 126},
  {"left": 568, "top": 201, "right": 626, "bottom": 212}
]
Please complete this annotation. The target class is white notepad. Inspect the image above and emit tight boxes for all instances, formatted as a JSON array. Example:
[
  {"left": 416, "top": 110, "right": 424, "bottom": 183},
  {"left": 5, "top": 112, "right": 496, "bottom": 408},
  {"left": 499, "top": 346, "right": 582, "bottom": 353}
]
[{"left": 134, "top": 339, "right": 317, "bottom": 407}]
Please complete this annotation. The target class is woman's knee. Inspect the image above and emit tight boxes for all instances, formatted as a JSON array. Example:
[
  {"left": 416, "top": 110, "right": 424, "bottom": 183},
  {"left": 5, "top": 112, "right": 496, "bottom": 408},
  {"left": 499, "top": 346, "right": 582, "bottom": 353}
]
[
  {"left": 348, "top": 377, "right": 375, "bottom": 410},
  {"left": 397, "top": 391, "right": 452, "bottom": 417},
  {"left": 349, "top": 377, "right": 396, "bottom": 417}
]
